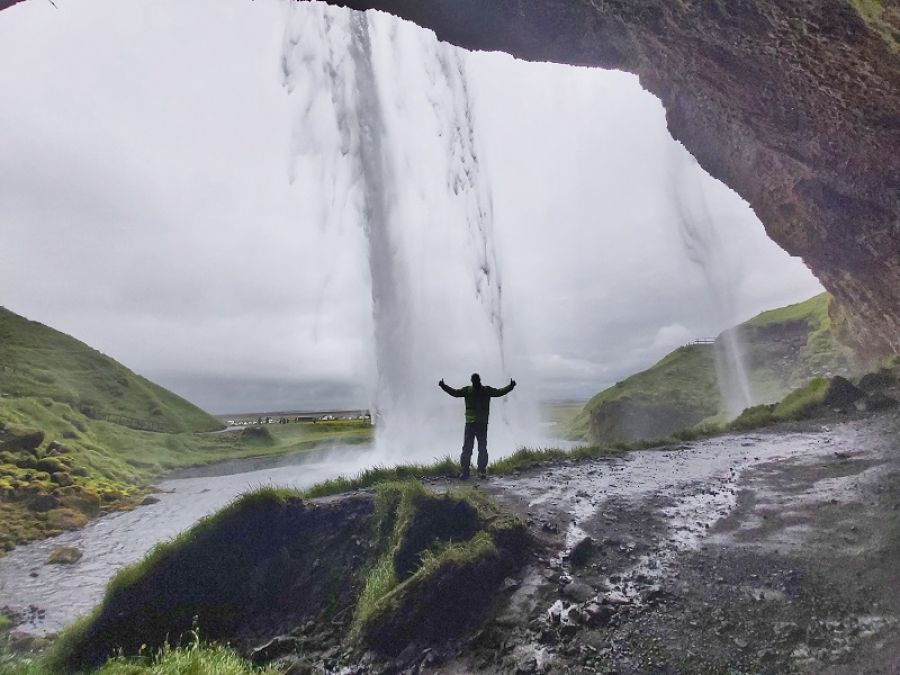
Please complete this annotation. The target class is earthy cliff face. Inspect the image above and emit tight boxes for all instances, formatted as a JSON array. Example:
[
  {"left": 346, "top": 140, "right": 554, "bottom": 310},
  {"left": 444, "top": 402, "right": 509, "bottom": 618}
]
[{"left": 311, "top": 0, "right": 900, "bottom": 362}]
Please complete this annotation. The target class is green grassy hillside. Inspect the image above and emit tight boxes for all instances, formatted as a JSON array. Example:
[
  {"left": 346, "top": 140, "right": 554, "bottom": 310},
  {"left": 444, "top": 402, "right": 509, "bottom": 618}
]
[
  {"left": 0, "top": 307, "right": 221, "bottom": 433},
  {"left": 569, "top": 294, "right": 861, "bottom": 443},
  {"left": 0, "top": 308, "right": 370, "bottom": 551}
]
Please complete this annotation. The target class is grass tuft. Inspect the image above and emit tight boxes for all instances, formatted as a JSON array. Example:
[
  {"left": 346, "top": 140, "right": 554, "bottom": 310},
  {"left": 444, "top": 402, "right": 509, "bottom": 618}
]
[
  {"left": 93, "top": 631, "right": 279, "bottom": 675},
  {"left": 302, "top": 457, "right": 458, "bottom": 499}
]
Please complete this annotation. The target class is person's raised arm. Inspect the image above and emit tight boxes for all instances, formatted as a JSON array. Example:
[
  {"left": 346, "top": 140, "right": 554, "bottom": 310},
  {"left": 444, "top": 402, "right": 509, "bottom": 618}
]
[
  {"left": 439, "top": 379, "right": 465, "bottom": 397},
  {"left": 490, "top": 378, "right": 517, "bottom": 397}
]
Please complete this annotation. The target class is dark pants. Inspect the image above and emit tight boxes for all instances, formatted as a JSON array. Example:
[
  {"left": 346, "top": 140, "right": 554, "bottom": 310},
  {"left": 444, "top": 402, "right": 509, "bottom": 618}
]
[{"left": 461, "top": 421, "right": 489, "bottom": 476}]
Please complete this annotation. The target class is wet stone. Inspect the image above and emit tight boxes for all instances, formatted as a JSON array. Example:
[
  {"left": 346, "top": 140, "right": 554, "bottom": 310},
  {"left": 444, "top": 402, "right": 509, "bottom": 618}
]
[
  {"left": 561, "top": 581, "right": 595, "bottom": 603},
  {"left": 503, "top": 577, "right": 521, "bottom": 590},
  {"left": 45, "top": 546, "right": 82, "bottom": 565},
  {"left": 569, "top": 536, "right": 595, "bottom": 567},
  {"left": 559, "top": 622, "right": 578, "bottom": 639},
  {"left": 250, "top": 635, "right": 303, "bottom": 664}
]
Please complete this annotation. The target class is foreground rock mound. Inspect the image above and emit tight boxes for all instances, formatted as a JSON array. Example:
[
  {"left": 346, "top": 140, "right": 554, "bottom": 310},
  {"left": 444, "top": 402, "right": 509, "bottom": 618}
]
[{"left": 51, "top": 482, "right": 529, "bottom": 672}]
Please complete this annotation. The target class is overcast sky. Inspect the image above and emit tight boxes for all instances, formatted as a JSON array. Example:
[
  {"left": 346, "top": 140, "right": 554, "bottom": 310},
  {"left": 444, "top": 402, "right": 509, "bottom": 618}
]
[{"left": 0, "top": 0, "right": 823, "bottom": 414}]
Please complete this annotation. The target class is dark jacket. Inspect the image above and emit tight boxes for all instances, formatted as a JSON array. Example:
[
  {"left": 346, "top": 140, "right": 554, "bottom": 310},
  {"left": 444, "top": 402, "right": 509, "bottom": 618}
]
[{"left": 440, "top": 381, "right": 515, "bottom": 423}]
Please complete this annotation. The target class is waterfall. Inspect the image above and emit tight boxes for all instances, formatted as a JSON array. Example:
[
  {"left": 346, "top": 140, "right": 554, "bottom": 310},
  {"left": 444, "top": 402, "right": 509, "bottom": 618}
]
[
  {"left": 281, "top": 3, "right": 524, "bottom": 459},
  {"left": 669, "top": 145, "right": 754, "bottom": 419}
]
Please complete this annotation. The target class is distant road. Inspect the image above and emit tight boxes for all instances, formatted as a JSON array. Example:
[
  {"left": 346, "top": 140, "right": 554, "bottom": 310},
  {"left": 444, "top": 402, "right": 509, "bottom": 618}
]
[{"left": 216, "top": 409, "right": 371, "bottom": 422}]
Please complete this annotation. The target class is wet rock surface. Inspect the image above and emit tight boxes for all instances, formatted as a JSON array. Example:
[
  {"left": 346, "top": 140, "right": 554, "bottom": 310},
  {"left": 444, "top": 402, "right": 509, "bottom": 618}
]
[
  {"left": 44, "top": 545, "right": 82, "bottom": 565},
  {"left": 420, "top": 410, "right": 900, "bottom": 674}
]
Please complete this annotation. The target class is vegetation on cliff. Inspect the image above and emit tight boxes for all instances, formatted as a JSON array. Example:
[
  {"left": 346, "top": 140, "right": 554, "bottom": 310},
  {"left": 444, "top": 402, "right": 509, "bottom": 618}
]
[{"left": 569, "top": 294, "right": 861, "bottom": 443}]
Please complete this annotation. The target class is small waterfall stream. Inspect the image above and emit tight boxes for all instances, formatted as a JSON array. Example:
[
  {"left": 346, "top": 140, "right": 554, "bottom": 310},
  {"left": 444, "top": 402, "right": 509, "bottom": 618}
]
[{"left": 669, "top": 145, "right": 754, "bottom": 418}]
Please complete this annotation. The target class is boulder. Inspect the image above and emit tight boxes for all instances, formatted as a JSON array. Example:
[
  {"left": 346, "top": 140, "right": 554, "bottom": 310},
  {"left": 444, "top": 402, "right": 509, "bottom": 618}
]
[
  {"left": 568, "top": 536, "right": 594, "bottom": 567},
  {"left": 583, "top": 602, "right": 614, "bottom": 627},
  {"left": 51, "top": 472, "right": 74, "bottom": 487},
  {"left": 0, "top": 429, "right": 44, "bottom": 454},
  {"left": 58, "top": 486, "right": 101, "bottom": 517},
  {"left": 27, "top": 494, "right": 60, "bottom": 513},
  {"left": 858, "top": 371, "right": 896, "bottom": 394},
  {"left": 46, "top": 508, "right": 88, "bottom": 531},
  {"left": 250, "top": 635, "right": 302, "bottom": 664},
  {"left": 861, "top": 392, "right": 899, "bottom": 412},
  {"left": 560, "top": 581, "right": 596, "bottom": 603},
  {"left": 822, "top": 376, "right": 865, "bottom": 410},
  {"left": 36, "top": 457, "right": 65, "bottom": 474},
  {"left": 46, "top": 546, "right": 83, "bottom": 565}
]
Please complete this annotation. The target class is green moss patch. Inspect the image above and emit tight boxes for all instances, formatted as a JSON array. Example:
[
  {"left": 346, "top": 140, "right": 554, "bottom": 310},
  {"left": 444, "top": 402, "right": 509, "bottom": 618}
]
[
  {"left": 847, "top": 0, "right": 899, "bottom": 51},
  {"left": 730, "top": 375, "right": 868, "bottom": 430},
  {"left": 352, "top": 482, "right": 528, "bottom": 654}
]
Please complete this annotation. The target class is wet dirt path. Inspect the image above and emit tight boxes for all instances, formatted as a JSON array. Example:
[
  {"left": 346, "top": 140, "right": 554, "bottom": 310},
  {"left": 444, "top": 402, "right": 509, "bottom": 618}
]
[{"left": 437, "top": 411, "right": 900, "bottom": 674}]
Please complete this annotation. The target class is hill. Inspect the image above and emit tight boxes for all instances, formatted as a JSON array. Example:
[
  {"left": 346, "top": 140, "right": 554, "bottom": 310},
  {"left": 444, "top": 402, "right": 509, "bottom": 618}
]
[
  {"left": 569, "top": 294, "right": 861, "bottom": 443},
  {"left": 0, "top": 307, "right": 221, "bottom": 433},
  {"left": 0, "top": 308, "right": 369, "bottom": 551}
]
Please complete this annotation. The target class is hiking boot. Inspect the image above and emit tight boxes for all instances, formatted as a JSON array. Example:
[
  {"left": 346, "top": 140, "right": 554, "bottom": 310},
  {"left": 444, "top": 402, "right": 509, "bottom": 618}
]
[
  {"left": 478, "top": 470, "right": 487, "bottom": 480},
  {"left": 458, "top": 472, "right": 471, "bottom": 480}
]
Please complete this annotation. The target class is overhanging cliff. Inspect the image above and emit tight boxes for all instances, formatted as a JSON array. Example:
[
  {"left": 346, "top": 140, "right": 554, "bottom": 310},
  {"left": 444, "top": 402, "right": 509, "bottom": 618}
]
[{"left": 307, "top": 0, "right": 900, "bottom": 361}]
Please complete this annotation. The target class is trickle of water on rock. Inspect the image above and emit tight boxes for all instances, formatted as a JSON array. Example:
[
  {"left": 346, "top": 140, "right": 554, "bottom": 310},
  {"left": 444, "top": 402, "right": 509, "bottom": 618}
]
[{"left": 669, "top": 144, "right": 754, "bottom": 419}]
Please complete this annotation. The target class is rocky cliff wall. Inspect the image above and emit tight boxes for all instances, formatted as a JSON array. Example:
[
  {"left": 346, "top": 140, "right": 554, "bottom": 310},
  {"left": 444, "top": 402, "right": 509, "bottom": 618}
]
[{"left": 309, "top": 0, "right": 900, "bottom": 362}]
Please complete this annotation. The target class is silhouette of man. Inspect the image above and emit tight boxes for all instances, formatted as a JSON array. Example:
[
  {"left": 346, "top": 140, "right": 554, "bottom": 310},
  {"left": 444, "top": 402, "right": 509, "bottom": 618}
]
[{"left": 439, "top": 373, "right": 516, "bottom": 479}]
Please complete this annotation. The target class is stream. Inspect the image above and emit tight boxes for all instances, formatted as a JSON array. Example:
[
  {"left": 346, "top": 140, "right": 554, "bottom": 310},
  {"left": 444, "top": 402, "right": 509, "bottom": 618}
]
[{"left": 0, "top": 444, "right": 382, "bottom": 636}]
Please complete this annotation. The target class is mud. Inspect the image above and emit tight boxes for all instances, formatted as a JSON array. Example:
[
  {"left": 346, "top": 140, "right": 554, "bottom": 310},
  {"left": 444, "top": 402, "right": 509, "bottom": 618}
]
[{"left": 417, "top": 410, "right": 900, "bottom": 674}]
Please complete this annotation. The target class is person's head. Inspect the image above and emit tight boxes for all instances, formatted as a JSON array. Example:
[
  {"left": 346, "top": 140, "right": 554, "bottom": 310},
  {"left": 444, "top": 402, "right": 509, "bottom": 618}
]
[{"left": 471, "top": 373, "right": 481, "bottom": 388}]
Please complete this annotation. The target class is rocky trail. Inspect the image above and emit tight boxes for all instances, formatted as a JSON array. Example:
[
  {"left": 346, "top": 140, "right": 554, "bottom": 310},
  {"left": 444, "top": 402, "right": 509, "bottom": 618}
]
[{"left": 404, "top": 410, "right": 900, "bottom": 674}]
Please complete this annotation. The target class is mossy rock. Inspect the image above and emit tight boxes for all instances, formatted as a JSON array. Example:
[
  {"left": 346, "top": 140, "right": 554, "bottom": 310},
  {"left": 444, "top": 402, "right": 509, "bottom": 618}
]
[
  {"left": 45, "top": 507, "right": 88, "bottom": 531},
  {"left": 46, "top": 545, "right": 83, "bottom": 565},
  {"left": 0, "top": 428, "right": 44, "bottom": 453},
  {"left": 51, "top": 471, "right": 74, "bottom": 487},
  {"left": 50, "top": 483, "right": 530, "bottom": 671},
  {"left": 36, "top": 457, "right": 65, "bottom": 474},
  {"left": 358, "top": 533, "right": 507, "bottom": 654},
  {"left": 391, "top": 493, "right": 481, "bottom": 578},
  {"left": 58, "top": 486, "right": 102, "bottom": 517},
  {"left": 353, "top": 484, "right": 529, "bottom": 654}
]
